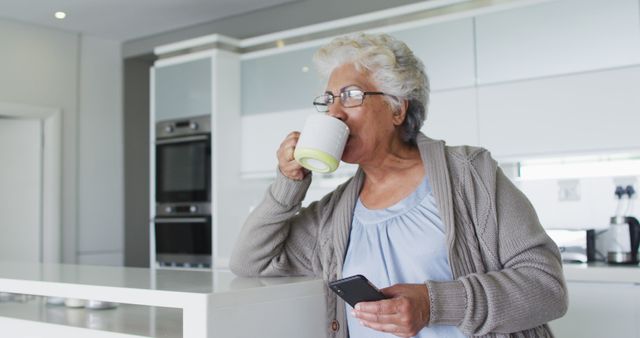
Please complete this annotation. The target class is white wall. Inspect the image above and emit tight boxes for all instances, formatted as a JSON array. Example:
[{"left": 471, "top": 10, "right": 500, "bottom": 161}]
[
  {"left": 517, "top": 176, "right": 639, "bottom": 230},
  {"left": 0, "top": 18, "right": 79, "bottom": 263},
  {"left": 77, "top": 36, "right": 124, "bottom": 266},
  {"left": 0, "top": 118, "right": 42, "bottom": 262},
  {"left": 0, "top": 18, "right": 123, "bottom": 265}
]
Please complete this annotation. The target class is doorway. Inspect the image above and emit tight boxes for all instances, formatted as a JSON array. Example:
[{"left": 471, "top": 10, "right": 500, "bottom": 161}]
[{"left": 0, "top": 103, "right": 61, "bottom": 263}]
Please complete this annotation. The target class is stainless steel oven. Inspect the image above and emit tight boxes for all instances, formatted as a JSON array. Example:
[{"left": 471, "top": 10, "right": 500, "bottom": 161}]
[
  {"left": 154, "top": 216, "right": 212, "bottom": 268},
  {"left": 154, "top": 115, "right": 212, "bottom": 268},
  {"left": 155, "top": 115, "right": 211, "bottom": 216}
]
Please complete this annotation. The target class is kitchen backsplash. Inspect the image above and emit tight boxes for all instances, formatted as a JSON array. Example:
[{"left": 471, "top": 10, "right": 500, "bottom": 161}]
[
  {"left": 515, "top": 175, "right": 638, "bottom": 230},
  {"left": 264, "top": 161, "right": 640, "bottom": 233}
]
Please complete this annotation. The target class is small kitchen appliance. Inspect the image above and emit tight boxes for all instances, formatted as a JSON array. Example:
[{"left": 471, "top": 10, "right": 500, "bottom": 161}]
[
  {"left": 606, "top": 185, "right": 640, "bottom": 264},
  {"left": 546, "top": 229, "right": 596, "bottom": 263}
]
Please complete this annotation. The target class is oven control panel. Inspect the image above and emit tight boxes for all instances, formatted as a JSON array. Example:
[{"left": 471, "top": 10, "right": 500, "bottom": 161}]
[
  {"left": 156, "top": 115, "right": 210, "bottom": 139},
  {"left": 156, "top": 202, "right": 211, "bottom": 216}
]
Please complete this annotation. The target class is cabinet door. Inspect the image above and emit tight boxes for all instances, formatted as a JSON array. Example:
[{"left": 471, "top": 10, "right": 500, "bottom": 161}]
[
  {"left": 475, "top": 0, "right": 640, "bottom": 84},
  {"left": 421, "top": 88, "right": 478, "bottom": 147},
  {"left": 153, "top": 57, "right": 211, "bottom": 121},
  {"left": 549, "top": 281, "right": 639, "bottom": 338},
  {"left": 241, "top": 109, "right": 314, "bottom": 176},
  {"left": 241, "top": 47, "right": 324, "bottom": 116},
  {"left": 391, "top": 18, "right": 475, "bottom": 91},
  {"left": 477, "top": 66, "right": 640, "bottom": 159}
]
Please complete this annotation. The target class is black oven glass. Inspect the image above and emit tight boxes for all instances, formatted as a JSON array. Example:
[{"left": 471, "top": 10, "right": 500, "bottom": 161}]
[
  {"left": 155, "top": 219, "right": 212, "bottom": 255},
  {"left": 156, "top": 137, "right": 210, "bottom": 203}
]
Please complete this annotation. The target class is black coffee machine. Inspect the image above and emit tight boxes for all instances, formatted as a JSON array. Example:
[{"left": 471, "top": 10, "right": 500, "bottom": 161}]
[{"left": 607, "top": 186, "right": 640, "bottom": 265}]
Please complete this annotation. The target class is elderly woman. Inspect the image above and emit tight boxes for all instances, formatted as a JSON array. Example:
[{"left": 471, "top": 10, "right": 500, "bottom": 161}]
[{"left": 230, "top": 32, "right": 567, "bottom": 338}]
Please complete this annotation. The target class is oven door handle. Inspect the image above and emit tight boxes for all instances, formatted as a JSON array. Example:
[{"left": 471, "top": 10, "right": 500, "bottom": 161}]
[
  {"left": 154, "top": 217, "right": 209, "bottom": 223},
  {"left": 155, "top": 135, "right": 209, "bottom": 145}
]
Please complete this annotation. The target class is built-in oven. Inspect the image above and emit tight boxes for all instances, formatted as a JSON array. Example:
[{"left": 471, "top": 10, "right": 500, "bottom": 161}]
[
  {"left": 154, "top": 216, "right": 212, "bottom": 268},
  {"left": 155, "top": 115, "right": 211, "bottom": 217},
  {"left": 154, "top": 115, "right": 212, "bottom": 268}
]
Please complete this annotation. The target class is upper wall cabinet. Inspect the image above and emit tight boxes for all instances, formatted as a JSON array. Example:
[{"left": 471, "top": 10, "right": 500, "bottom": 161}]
[
  {"left": 242, "top": 47, "right": 324, "bottom": 115},
  {"left": 392, "top": 18, "right": 475, "bottom": 91},
  {"left": 241, "top": 109, "right": 314, "bottom": 176},
  {"left": 421, "top": 88, "right": 478, "bottom": 146},
  {"left": 153, "top": 57, "right": 211, "bottom": 121},
  {"left": 475, "top": 0, "right": 640, "bottom": 84},
  {"left": 477, "top": 66, "right": 640, "bottom": 159},
  {"left": 241, "top": 17, "right": 475, "bottom": 116}
]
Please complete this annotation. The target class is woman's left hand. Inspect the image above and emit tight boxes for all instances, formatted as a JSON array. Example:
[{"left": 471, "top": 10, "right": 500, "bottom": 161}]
[{"left": 352, "top": 283, "right": 431, "bottom": 337}]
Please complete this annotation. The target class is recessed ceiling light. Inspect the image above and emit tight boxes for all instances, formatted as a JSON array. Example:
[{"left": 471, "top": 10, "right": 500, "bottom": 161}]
[
  {"left": 54, "top": 11, "right": 66, "bottom": 20},
  {"left": 301, "top": 66, "right": 309, "bottom": 73}
]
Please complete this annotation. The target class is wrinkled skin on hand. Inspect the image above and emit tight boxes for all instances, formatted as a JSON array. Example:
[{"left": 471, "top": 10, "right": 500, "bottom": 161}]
[
  {"left": 277, "top": 131, "right": 310, "bottom": 181},
  {"left": 352, "top": 283, "right": 431, "bottom": 337}
]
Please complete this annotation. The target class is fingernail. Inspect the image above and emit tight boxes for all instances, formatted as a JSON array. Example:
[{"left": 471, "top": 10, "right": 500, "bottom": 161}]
[
  {"left": 355, "top": 304, "right": 360, "bottom": 310},
  {"left": 351, "top": 310, "right": 356, "bottom": 317}
]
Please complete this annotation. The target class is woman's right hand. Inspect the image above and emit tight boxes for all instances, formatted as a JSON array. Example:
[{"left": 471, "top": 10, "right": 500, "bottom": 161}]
[{"left": 277, "top": 131, "right": 309, "bottom": 181}]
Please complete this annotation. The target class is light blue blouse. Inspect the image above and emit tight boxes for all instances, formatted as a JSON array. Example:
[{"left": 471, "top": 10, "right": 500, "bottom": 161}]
[{"left": 342, "top": 175, "right": 465, "bottom": 338}]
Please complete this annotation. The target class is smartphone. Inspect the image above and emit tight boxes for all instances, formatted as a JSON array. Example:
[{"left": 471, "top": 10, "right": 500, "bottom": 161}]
[{"left": 328, "top": 274, "right": 388, "bottom": 308}]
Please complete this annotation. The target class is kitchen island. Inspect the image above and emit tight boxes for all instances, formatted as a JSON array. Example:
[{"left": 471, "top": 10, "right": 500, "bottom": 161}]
[
  {"left": 0, "top": 262, "right": 326, "bottom": 338},
  {"left": 3, "top": 261, "right": 637, "bottom": 338},
  {"left": 551, "top": 263, "right": 640, "bottom": 338}
]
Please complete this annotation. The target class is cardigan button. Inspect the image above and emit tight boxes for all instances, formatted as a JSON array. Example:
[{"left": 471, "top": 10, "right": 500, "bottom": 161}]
[{"left": 330, "top": 319, "right": 340, "bottom": 332}]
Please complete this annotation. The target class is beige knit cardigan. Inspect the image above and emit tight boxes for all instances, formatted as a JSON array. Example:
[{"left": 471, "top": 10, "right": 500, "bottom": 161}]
[{"left": 230, "top": 133, "right": 568, "bottom": 338}]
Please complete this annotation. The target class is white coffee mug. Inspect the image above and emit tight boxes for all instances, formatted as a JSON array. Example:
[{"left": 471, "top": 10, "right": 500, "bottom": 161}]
[{"left": 294, "top": 114, "right": 350, "bottom": 173}]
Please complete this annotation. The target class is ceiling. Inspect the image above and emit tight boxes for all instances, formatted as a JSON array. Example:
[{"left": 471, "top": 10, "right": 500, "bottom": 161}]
[{"left": 0, "top": 0, "right": 298, "bottom": 41}]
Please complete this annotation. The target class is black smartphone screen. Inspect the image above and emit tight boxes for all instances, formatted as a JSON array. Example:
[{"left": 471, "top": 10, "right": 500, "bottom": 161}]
[{"left": 328, "top": 274, "right": 388, "bottom": 308}]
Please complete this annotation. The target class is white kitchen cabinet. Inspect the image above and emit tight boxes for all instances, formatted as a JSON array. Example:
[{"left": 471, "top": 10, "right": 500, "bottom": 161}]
[
  {"left": 550, "top": 281, "right": 639, "bottom": 338},
  {"left": 475, "top": 0, "right": 640, "bottom": 84},
  {"left": 151, "top": 48, "right": 243, "bottom": 269},
  {"left": 153, "top": 57, "right": 211, "bottom": 121},
  {"left": 209, "top": 50, "right": 244, "bottom": 267},
  {"left": 241, "top": 18, "right": 475, "bottom": 114},
  {"left": 477, "top": 66, "right": 640, "bottom": 160},
  {"left": 392, "top": 18, "right": 475, "bottom": 91},
  {"left": 241, "top": 47, "right": 324, "bottom": 116},
  {"left": 421, "top": 88, "right": 479, "bottom": 147},
  {"left": 240, "top": 81, "right": 479, "bottom": 179},
  {"left": 241, "top": 109, "right": 315, "bottom": 177}
]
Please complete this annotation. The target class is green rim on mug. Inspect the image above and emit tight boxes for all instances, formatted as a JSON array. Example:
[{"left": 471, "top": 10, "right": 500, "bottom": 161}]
[{"left": 294, "top": 147, "right": 339, "bottom": 173}]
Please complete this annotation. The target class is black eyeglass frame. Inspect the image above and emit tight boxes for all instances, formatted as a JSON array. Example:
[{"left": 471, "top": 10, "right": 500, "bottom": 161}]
[{"left": 312, "top": 90, "right": 394, "bottom": 112}]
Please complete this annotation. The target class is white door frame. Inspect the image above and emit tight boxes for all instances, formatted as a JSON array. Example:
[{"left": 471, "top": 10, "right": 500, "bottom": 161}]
[{"left": 0, "top": 102, "right": 62, "bottom": 263}]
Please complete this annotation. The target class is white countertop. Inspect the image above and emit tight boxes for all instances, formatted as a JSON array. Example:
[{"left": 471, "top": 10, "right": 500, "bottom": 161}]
[
  {"left": 3, "top": 261, "right": 639, "bottom": 293},
  {"left": 563, "top": 262, "right": 640, "bottom": 283},
  {"left": 0, "top": 261, "right": 327, "bottom": 338},
  {"left": 3, "top": 261, "right": 639, "bottom": 296},
  {"left": 0, "top": 261, "right": 322, "bottom": 308},
  {"left": 5, "top": 261, "right": 637, "bottom": 337}
]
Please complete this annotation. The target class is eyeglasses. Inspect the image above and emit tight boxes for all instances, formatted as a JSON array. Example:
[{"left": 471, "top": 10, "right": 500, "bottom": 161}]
[{"left": 312, "top": 89, "right": 393, "bottom": 112}]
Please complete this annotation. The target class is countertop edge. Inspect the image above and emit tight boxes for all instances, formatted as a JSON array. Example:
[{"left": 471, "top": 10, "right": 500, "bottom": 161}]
[{"left": 563, "top": 263, "right": 640, "bottom": 284}]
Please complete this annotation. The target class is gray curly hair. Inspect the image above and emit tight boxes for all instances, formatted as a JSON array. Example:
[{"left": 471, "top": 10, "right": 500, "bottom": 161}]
[{"left": 313, "top": 32, "right": 429, "bottom": 145}]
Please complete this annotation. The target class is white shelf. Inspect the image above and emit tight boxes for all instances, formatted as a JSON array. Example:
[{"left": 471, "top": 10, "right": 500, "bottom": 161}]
[{"left": 0, "top": 298, "right": 181, "bottom": 338}]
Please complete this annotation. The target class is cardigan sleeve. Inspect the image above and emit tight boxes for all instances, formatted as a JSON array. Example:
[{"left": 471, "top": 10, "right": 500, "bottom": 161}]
[
  {"left": 229, "top": 169, "right": 332, "bottom": 277},
  {"left": 426, "top": 151, "right": 568, "bottom": 335}
]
